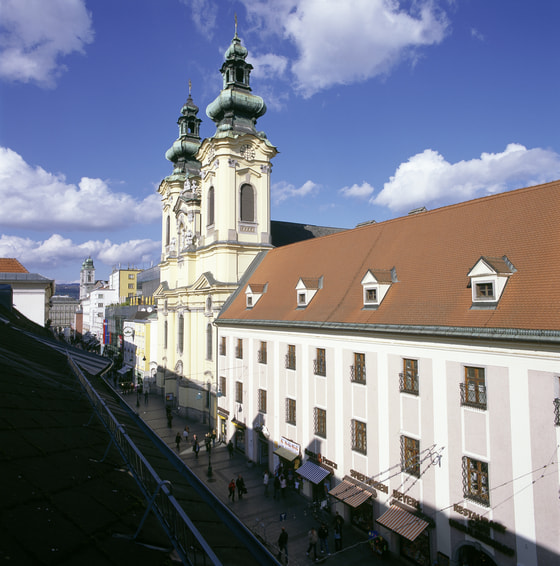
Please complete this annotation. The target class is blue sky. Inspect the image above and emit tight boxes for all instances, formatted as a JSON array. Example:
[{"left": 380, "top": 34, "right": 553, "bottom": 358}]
[{"left": 1, "top": 0, "right": 559, "bottom": 283}]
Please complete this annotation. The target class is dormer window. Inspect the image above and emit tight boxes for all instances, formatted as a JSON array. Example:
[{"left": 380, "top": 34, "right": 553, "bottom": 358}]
[
  {"left": 468, "top": 256, "right": 515, "bottom": 309},
  {"left": 245, "top": 283, "right": 267, "bottom": 309},
  {"left": 295, "top": 277, "right": 323, "bottom": 308},
  {"left": 361, "top": 268, "right": 396, "bottom": 309}
]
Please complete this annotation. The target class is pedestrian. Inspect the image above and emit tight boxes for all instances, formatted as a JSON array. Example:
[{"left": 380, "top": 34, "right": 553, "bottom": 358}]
[
  {"left": 228, "top": 478, "right": 236, "bottom": 501},
  {"left": 144, "top": 386, "right": 149, "bottom": 405},
  {"left": 193, "top": 440, "right": 199, "bottom": 459},
  {"left": 166, "top": 406, "right": 173, "bottom": 428},
  {"left": 263, "top": 470, "right": 270, "bottom": 497},
  {"left": 306, "top": 527, "right": 318, "bottom": 561},
  {"left": 175, "top": 432, "right": 181, "bottom": 451},
  {"left": 273, "top": 474, "right": 281, "bottom": 500},
  {"left": 236, "top": 474, "right": 246, "bottom": 500},
  {"left": 280, "top": 474, "right": 287, "bottom": 498},
  {"left": 318, "top": 523, "right": 330, "bottom": 555},
  {"left": 227, "top": 439, "right": 234, "bottom": 459},
  {"left": 212, "top": 428, "right": 217, "bottom": 448},
  {"left": 182, "top": 425, "right": 189, "bottom": 443},
  {"left": 333, "top": 524, "right": 342, "bottom": 551},
  {"left": 277, "top": 527, "right": 288, "bottom": 563}
]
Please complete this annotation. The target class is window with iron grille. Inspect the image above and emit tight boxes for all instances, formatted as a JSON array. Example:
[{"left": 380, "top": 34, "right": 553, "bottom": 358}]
[
  {"left": 235, "top": 381, "right": 243, "bottom": 404},
  {"left": 554, "top": 398, "right": 560, "bottom": 426},
  {"left": 219, "top": 336, "right": 226, "bottom": 356},
  {"left": 350, "top": 352, "right": 366, "bottom": 384},
  {"left": 219, "top": 376, "right": 226, "bottom": 397},
  {"left": 236, "top": 338, "right": 243, "bottom": 359},
  {"left": 351, "top": 419, "right": 367, "bottom": 454},
  {"left": 258, "top": 341, "right": 267, "bottom": 364},
  {"left": 286, "top": 398, "right": 296, "bottom": 425},
  {"left": 400, "top": 358, "right": 419, "bottom": 395},
  {"left": 462, "top": 456, "right": 489, "bottom": 506},
  {"left": 286, "top": 344, "right": 296, "bottom": 370},
  {"left": 314, "top": 407, "right": 327, "bottom": 438},
  {"left": 401, "top": 435, "right": 420, "bottom": 477},
  {"left": 475, "top": 282, "right": 494, "bottom": 299},
  {"left": 460, "top": 367, "right": 487, "bottom": 409},
  {"left": 258, "top": 389, "right": 267, "bottom": 413},
  {"left": 314, "top": 348, "right": 326, "bottom": 376}
]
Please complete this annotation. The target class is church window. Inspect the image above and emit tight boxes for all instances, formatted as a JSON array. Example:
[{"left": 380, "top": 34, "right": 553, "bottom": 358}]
[
  {"left": 240, "top": 184, "right": 254, "bottom": 222},
  {"left": 206, "top": 323, "right": 213, "bottom": 360},
  {"left": 165, "top": 216, "right": 170, "bottom": 246},
  {"left": 208, "top": 186, "right": 215, "bottom": 226},
  {"left": 178, "top": 315, "right": 184, "bottom": 354},
  {"left": 236, "top": 67, "right": 244, "bottom": 83}
]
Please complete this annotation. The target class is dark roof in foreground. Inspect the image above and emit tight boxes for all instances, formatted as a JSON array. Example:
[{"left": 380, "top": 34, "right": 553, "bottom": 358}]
[
  {"left": 270, "top": 220, "right": 345, "bottom": 247},
  {"left": 219, "top": 180, "right": 560, "bottom": 337},
  {"left": 0, "top": 306, "right": 173, "bottom": 565}
]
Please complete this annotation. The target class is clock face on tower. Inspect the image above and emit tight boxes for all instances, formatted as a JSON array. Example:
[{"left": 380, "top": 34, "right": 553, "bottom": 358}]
[{"left": 240, "top": 144, "right": 255, "bottom": 161}]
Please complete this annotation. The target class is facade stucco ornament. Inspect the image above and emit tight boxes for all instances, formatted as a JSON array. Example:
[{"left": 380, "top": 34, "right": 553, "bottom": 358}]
[
  {"left": 214, "top": 159, "right": 219, "bottom": 169},
  {"left": 207, "top": 147, "right": 216, "bottom": 163},
  {"left": 260, "top": 164, "right": 270, "bottom": 174},
  {"left": 228, "top": 158, "right": 238, "bottom": 168}
]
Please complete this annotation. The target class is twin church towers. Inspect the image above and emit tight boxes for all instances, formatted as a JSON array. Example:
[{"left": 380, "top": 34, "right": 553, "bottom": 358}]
[{"left": 154, "top": 27, "right": 277, "bottom": 391}]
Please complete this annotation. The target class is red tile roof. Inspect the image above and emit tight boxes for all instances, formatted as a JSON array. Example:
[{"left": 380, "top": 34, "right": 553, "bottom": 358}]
[
  {"left": 219, "top": 180, "right": 560, "bottom": 332},
  {"left": 0, "top": 258, "right": 28, "bottom": 273}
]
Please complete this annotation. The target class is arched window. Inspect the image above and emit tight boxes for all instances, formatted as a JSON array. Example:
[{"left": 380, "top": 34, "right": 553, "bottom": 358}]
[
  {"left": 207, "top": 186, "right": 215, "bottom": 226},
  {"left": 177, "top": 314, "right": 184, "bottom": 354},
  {"left": 165, "top": 216, "right": 170, "bottom": 246},
  {"left": 206, "top": 323, "right": 213, "bottom": 360},
  {"left": 240, "top": 184, "right": 254, "bottom": 222}
]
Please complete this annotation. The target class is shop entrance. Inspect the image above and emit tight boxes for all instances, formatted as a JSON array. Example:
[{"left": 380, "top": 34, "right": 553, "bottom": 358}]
[{"left": 456, "top": 543, "right": 498, "bottom": 566}]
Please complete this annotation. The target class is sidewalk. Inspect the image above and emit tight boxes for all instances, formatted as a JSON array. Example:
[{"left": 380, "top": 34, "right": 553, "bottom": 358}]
[{"left": 124, "top": 389, "right": 396, "bottom": 566}]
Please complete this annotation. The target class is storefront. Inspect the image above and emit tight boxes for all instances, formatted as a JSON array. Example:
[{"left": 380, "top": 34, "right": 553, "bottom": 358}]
[
  {"left": 232, "top": 418, "right": 245, "bottom": 453},
  {"left": 217, "top": 407, "right": 229, "bottom": 444},
  {"left": 328, "top": 476, "right": 377, "bottom": 530},
  {"left": 295, "top": 459, "right": 331, "bottom": 501},
  {"left": 273, "top": 437, "right": 301, "bottom": 477},
  {"left": 376, "top": 504, "right": 430, "bottom": 565}
]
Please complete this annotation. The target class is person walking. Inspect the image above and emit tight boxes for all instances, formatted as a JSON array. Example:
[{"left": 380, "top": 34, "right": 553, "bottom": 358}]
[
  {"left": 318, "top": 523, "right": 330, "bottom": 555},
  {"left": 182, "top": 425, "right": 189, "bottom": 443},
  {"left": 236, "top": 474, "right": 246, "bottom": 500},
  {"left": 228, "top": 478, "right": 236, "bottom": 502},
  {"left": 175, "top": 432, "right": 181, "bottom": 451},
  {"left": 193, "top": 440, "right": 200, "bottom": 459},
  {"left": 306, "top": 527, "right": 319, "bottom": 561},
  {"left": 277, "top": 527, "right": 288, "bottom": 563},
  {"left": 227, "top": 440, "right": 234, "bottom": 459},
  {"left": 333, "top": 512, "right": 344, "bottom": 551},
  {"left": 280, "top": 473, "right": 287, "bottom": 498},
  {"left": 144, "top": 385, "right": 149, "bottom": 405},
  {"left": 263, "top": 470, "right": 270, "bottom": 497},
  {"left": 273, "top": 474, "right": 281, "bottom": 500}
]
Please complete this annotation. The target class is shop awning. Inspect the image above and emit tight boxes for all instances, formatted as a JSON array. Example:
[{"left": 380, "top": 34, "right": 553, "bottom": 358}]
[
  {"left": 296, "top": 461, "right": 330, "bottom": 484},
  {"left": 328, "top": 478, "right": 373, "bottom": 508},
  {"left": 376, "top": 505, "right": 429, "bottom": 542},
  {"left": 274, "top": 447, "right": 299, "bottom": 462}
]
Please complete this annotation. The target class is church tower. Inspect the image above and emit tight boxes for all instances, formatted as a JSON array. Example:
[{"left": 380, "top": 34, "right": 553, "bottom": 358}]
[
  {"left": 154, "top": 26, "right": 276, "bottom": 408},
  {"left": 79, "top": 257, "right": 95, "bottom": 300}
]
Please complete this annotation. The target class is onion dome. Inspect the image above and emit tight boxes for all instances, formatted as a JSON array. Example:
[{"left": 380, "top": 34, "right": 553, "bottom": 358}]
[
  {"left": 81, "top": 257, "right": 94, "bottom": 270},
  {"left": 165, "top": 82, "right": 202, "bottom": 178},
  {"left": 206, "top": 28, "right": 267, "bottom": 137}
]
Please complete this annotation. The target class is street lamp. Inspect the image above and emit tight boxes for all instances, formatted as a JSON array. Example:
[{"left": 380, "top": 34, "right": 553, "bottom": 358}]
[{"left": 206, "top": 380, "right": 215, "bottom": 481}]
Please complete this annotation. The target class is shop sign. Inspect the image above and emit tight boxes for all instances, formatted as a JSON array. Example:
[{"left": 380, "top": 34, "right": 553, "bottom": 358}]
[
  {"left": 280, "top": 436, "right": 300, "bottom": 454},
  {"left": 453, "top": 504, "right": 506, "bottom": 532},
  {"left": 349, "top": 469, "right": 389, "bottom": 493},
  {"left": 392, "top": 489, "right": 420, "bottom": 510},
  {"left": 304, "top": 449, "right": 338, "bottom": 470}
]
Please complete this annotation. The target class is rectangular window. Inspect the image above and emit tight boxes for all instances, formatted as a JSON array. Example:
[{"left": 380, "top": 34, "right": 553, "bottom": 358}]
[
  {"left": 258, "top": 341, "right": 267, "bottom": 364},
  {"left": 258, "top": 389, "right": 267, "bottom": 413},
  {"left": 351, "top": 352, "right": 366, "bottom": 384},
  {"left": 128, "top": 283, "right": 134, "bottom": 289},
  {"left": 236, "top": 338, "right": 243, "bottom": 359},
  {"left": 314, "top": 407, "right": 327, "bottom": 438},
  {"left": 235, "top": 381, "right": 243, "bottom": 404},
  {"left": 219, "top": 376, "right": 226, "bottom": 397},
  {"left": 351, "top": 419, "right": 367, "bottom": 454},
  {"left": 97, "top": 303, "right": 103, "bottom": 308},
  {"left": 247, "top": 296, "right": 253, "bottom": 307},
  {"left": 461, "top": 367, "right": 487, "bottom": 409},
  {"left": 219, "top": 336, "right": 226, "bottom": 356},
  {"left": 366, "top": 288, "right": 377, "bottom": 302},
  {"left": 286, "top": 398, "right": 296, "bottom": 425},
  {"left": 400, "top": 358, "right": 419, "bottom": 395},
  {"left": 286, "top": 344, "right": 296, "bottom": 370},
  {"left": 314, "top": 348, "right": 326, "bottom": 376},
  {"left": 128, "top": 274, "right": 134, "bottom": 279},
  {"left": 401, "top": 435, "right": 420, "bottom": 477},
  {"left": 475, "top": 282, "right": 494, "bottom": 299},
  {"left": 298, "top": 292, "right": 306, "bottom": 305},
  {"left": 463, "top": 456, "right": 489, "bottom": 506},
  {"left": 555, "top": 398, "right": 560, "bottom": 427}
]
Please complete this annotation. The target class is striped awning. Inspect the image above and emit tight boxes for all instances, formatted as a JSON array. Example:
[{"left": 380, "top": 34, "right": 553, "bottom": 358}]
[
  {"left": 274, "top": 447, "right": 298, "bottom": 462},
  {"left": 376, "top": 505, "right": 429, "bottom": 541},
  {"left": 296, "top": 461, "right": 330, "bottom": 485},
  {"left": 328, "top": 479, "right": 372, "bottom": 508}
]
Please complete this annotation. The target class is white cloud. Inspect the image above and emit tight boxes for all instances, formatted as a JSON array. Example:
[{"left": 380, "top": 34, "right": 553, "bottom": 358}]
[
  {"left": 250, "top": 52, "right": 289, "bottom": 81},
  {"left": 185, "top": 0, "right": 218, "bottom": 39},
  {"left": 0, "top": 147, "right": 161, "bottom": 230},
  {"left": 240, "top": 0, "right": 448, "bottom": 97},
  {"left": 0, "top": 233, "right": 160, "bottom": 277},
  {"left": 272, "top": 179, "right": 321, "bottom": 204},
  {"left": 340, "top": 182, "right": 375, "bottom": 199},
  {"left": 373, "top": 144, "right": 560, "bottom": 211},
  {"left": 0, "top": 0, "right": 94, "bottom": 86}
]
